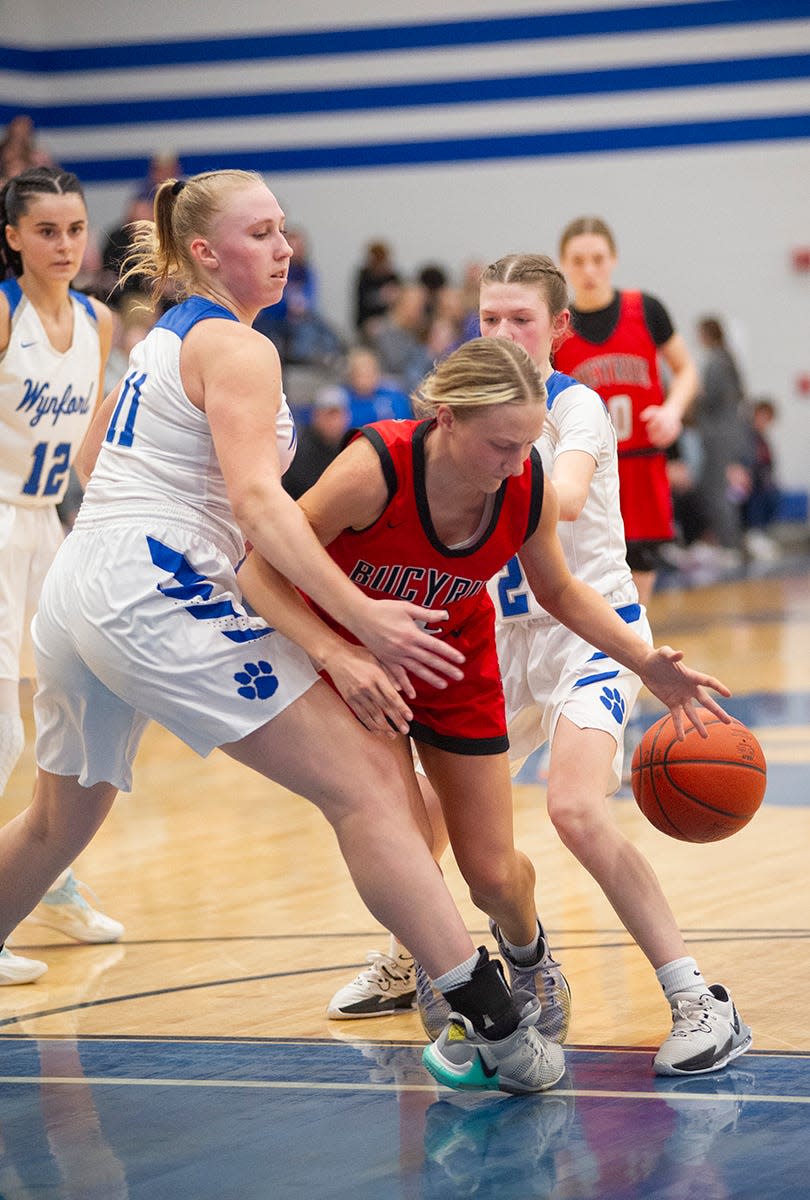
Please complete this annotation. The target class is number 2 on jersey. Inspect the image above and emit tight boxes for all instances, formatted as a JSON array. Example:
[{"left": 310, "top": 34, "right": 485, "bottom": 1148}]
[{"left": 497, "top": 556, "right": 530, "bottom": 618}]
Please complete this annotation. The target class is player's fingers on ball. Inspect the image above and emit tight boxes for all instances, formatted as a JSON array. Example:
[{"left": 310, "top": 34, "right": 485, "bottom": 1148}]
[
  {"left": 670, "top": 709, "right": 686, "bottom": 740},
  {"left": 686, "top": 704, "right": 709, "bottom": 737}
]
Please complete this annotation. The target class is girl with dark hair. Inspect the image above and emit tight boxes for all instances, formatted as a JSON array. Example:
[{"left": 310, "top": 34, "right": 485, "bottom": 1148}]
[{"left": 0, "top": 166, "right": 121, "bottom": 982}]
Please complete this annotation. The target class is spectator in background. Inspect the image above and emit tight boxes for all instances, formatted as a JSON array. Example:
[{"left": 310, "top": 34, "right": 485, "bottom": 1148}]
[
  {"left": 417, "top": 262, "right": 449, "bottom": 324},
  {"left": 693, "top": 316, "right": 750, "bottom": 559},
  {"left": 101, "top": 195, "right": 155, "bottom": 307},
  {"left": 282, "top": 389, "right": 350, "bottom": 500},
  {"left": 135, "top": 150, "right": 182, "bottom": 201},
  {"left": 324, "top": 346, "right": 412, "bottom": 427},
  {"left": 0, "top": 115, "right": 54, "bottom": 185},
  {"left": 742, "top": 398, "right": 782, "bottom": 560},
  {"left": 254, "top": 228, "right": 343, "bottom": 368},
  {"left": 354, "top": 239, "right": 400, "bottom": 334},
  {"left": 367, "top": 282, "right": 433, "bottom": 394}
]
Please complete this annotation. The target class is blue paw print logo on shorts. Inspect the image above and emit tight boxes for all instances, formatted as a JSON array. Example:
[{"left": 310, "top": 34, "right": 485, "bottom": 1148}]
[
  {"left": 234, "top": 660, "right": 279, "bottom": 700},
  {"left": 599, "top": 686, "right": 626, "bottom": 725}
]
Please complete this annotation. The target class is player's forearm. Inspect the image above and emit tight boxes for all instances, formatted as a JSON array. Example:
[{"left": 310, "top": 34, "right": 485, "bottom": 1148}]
[
  {"left": 534, "top": 575, "right": 652, "bottom": 675},
  {"left": 238, "top": 553, "right": 349, "bottom": 670}
]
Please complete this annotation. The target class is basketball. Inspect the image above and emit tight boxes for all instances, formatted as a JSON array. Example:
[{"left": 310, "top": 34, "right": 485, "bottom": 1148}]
[{"left": 631, "top": 709, "right": 767, "bottom": 842}]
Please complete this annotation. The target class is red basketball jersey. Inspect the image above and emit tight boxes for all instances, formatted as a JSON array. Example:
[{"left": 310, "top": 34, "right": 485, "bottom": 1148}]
[
  {"left": 316, "top": 418, "right": 545, "bottom": 753},
  {"left": 554, "top": 291, "right": 674, "bottom": 541}
]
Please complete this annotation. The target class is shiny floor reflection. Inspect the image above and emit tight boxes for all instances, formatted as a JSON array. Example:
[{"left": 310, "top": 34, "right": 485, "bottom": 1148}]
[{"left": 0, "top": 1037, "right": 807, "bottom": 1199}]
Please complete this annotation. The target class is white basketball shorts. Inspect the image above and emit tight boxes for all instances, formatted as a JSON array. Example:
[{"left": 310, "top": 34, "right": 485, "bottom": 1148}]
[
  {"left": 497, "top": 602, "right": 651, "bottom": 794},
  {"left": 32, "top": 519, "right": 319, "bottom": 791},
  {"left": 0, "top": 502, "right": 64, "bottom": 683}
]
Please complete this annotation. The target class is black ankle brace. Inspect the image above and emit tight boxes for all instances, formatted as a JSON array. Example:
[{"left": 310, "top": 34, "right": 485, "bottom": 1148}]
[{"left": 442, "top": 947, "right": 520, "bottom": 1039}]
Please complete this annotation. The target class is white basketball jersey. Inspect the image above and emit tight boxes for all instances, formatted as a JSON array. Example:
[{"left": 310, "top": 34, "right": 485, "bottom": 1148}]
[
  {"left": 0, "top": 277, "right": 99, "bottom": 507},
  {"left": 489, "top": 370, "right": 635, "bottom": 622},
  {"left": 78, "top": 296, "right": 297, "bottom": 564}
]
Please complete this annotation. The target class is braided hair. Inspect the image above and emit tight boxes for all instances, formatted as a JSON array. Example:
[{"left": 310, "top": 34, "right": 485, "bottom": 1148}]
[{"left": 0, "top": 165, "right": 86, "bottom": 278}]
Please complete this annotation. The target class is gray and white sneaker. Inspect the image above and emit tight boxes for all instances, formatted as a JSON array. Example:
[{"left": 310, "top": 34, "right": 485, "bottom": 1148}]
[
  {"left": 489, "top": 919, "right": 571, "bottom": 1043},
  {"left": 654, "top": 984, "right": 752, "bottom": 1076},
  {"left": 327, "top": 950, "right": 416, "bottom": 1019},
  {"left": 422, "top": 990, "right": 566, "bottom": 1095}
]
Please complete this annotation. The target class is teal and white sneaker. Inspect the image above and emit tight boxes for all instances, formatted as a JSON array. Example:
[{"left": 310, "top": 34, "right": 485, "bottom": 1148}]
[
  {"left": 0, "top": 945, "right": 47, "bottom": 984},
  {"left": 28, "top": 870, "right": 124, "bottom": 943},
  {"left": 489, "top": 918, "right": 571, "bottom": 1043},
  {"left": 654, "top": 984, "right": 752, "bottom": 1076},
  {"left": 422, "top": 992, "right": 566, "bottom": 1095}
]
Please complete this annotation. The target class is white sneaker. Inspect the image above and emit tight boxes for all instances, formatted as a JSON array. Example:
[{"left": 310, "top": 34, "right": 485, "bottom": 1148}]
[
  {"left": 422, "top": 991, "right": 566, "bottom": 1095},
  {"left": 654, "top": 984, "right": 752, "bottom": 1076},
  {"left": 27, "top": 870, "right": 124, "bottom": 943},
  {"left": 327, "top": 949, "right": 416, "bottom": 1019},
  {"left": 745, "top": 529, "right": 780, "bottom": 561},
  {"left": 0, "top": 945, "right": 47, "bottom": 984}
]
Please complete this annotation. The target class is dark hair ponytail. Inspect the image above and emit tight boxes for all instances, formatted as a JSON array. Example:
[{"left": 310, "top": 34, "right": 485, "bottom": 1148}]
[{"left": 0, "top": 165, "right": 86, "bottom": 278}]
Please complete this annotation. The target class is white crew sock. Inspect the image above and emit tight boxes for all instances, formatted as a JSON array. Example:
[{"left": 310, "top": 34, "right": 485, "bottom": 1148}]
[
  {"left": 500, "top": 920, "right": 542, "bottom": 965},
  {"left": 432, "top": 950, "right": 480, "bottom": 993},
  {"left": 656, "top": 956, "right": 708, "bottom": 999}
]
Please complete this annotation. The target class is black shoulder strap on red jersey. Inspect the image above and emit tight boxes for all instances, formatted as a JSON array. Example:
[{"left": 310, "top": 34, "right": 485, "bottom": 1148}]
[{"left": 525, "top": 447, "right": 544, "bottom": 542}]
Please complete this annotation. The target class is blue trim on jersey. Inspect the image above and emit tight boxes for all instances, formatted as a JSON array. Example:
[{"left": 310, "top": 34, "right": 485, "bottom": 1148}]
[
  {"left": 574, "top": 669, "right": 621, "bottom": 689},
  {"left": 0, "top": 277, "right": 23, "bottom": 317},
  {"left": 545, "top": 370, "right": 579, "bottom": 410},
  {"left": 156, "top": 296, "right": 239, "bottom": 339},
  {"left": 69, "top": 288, "right": 97, "bottom": 321}
]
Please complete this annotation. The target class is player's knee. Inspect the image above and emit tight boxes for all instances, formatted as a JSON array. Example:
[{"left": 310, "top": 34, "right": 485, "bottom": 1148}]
[
  {"left": 546, "top": 789, "right": 594, "bottom": 851},
  {"left": 466, "top": 856, "right": 521, "bottom": 912}
]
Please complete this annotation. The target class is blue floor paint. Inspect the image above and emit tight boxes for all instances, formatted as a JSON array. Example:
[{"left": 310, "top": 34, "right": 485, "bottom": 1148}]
[{"left": 1, "top": 1038, "right": 808, "bottom": 1199}]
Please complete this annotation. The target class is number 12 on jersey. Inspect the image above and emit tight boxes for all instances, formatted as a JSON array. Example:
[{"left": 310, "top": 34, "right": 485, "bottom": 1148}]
[{"left": 496, "top": 556, "right": 530, "bottom": 619}]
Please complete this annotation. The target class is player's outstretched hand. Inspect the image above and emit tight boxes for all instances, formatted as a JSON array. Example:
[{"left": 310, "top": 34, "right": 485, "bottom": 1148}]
[
  {"left": 321, "top": 642, "right": 414, "bottom": 736},
  {"left": 639, "top": 646, "right": 732, "bottom": 739},
  {"left": 351, "top": 598, "right": 465, "bottom": 690}
]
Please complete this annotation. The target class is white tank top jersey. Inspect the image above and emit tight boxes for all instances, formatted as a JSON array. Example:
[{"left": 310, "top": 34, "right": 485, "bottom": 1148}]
[
  {"left": 78, "top": 296, "right": 298, "bottom": 565},
  {"left": 489, "top": 370, "right": 635, "bottom": 623},
  {"left": 0, "top": 277, "right": 100, "bottom": 507}
]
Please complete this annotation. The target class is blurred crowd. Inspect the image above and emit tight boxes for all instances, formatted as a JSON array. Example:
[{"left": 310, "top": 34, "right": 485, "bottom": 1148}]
[{"left": 2, "top": 114, "right": 792, "bottom": 575}]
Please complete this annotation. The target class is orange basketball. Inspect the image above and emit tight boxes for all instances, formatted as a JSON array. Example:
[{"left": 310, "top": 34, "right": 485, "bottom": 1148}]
[{"left": 631, "top": 709, "right": 767, "bottom": 842}]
